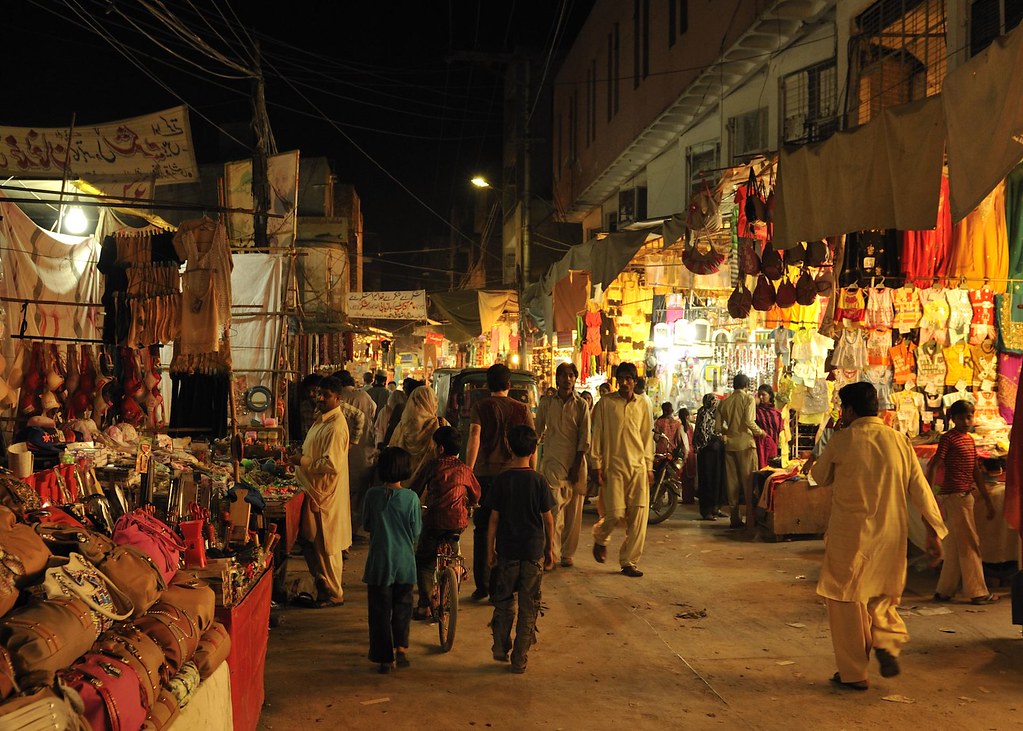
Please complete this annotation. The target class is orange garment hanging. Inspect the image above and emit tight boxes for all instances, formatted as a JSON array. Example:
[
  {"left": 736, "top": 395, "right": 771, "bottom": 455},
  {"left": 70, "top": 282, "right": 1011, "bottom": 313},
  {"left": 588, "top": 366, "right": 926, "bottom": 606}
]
[{"left": 948, "top": 181, "right": 1008, "bottom": 291}]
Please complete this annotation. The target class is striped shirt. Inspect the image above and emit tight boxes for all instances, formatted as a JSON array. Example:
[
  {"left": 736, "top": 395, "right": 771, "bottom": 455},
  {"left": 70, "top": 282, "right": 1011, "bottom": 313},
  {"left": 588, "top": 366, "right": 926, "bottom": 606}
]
[{"left": 933, "top": 430, "right": 976, "bottom": 494}]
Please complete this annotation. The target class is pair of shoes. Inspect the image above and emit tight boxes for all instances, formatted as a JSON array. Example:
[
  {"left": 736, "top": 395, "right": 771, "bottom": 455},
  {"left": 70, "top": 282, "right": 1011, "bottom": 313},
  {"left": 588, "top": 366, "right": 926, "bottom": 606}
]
[
  {"left": 412, "top": 606, "right": 433, "bottom": 621},
  {"left": 378, "top": 663, "right": 391, "bottom": 674},
  {"left": 592, "top": 544, "right": 607, "bottom": 564},
  {"left": 621, "top": 565, "right": 644, "bottom": 578},
  {"left": 509, "top": 664, "right": 526, "bottom": 674},
  {"left": 933, "top": 593, "right": 953, "bottom": 602},
  {"left": 470, "top": 589, "right": 489, "bottom": 602},
  {"left": 829, "top": 672, "right": 868, "bottom": 691},
  {"left": 395, "top": 652, "right": 410, "bottom": 668},
  {"left": 560, "top": 558, "right": 574, "bottom": 567},
  {"left": 492, "top": 649, "right": 509, "bottom": 662},
  {"left": 971, "top": 593, "right": 1000, "bottom": 605},
  {"left": 875, "top": 648, "right": 900, "bottom": 678}
]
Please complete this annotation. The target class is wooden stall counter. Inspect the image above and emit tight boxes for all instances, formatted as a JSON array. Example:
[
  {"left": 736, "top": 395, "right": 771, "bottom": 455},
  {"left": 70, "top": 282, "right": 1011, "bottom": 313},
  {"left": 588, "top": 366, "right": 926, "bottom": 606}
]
[{"left": 214, "top": 565, "right": 272, "bottom": 731}]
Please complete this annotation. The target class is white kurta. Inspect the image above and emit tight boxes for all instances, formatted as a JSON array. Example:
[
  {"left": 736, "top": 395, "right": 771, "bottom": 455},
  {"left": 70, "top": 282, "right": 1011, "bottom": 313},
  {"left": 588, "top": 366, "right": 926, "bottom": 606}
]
[
  {"left": 811, "top": 416, "right": 947, "bottom": 602},
  {"left": 297, "top": 406, "right": 352, "bottom": 554},
  {"left": 536, "top": 393, "right": 590, "bottom": 495},
  {"left": 590, "top": 392, "right": 653, "bottom": 512}
]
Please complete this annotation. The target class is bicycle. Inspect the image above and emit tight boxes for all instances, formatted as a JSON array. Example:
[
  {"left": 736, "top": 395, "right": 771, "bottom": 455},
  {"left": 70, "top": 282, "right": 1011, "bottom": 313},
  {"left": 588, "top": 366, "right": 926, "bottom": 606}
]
[{"left": 429, "top": 530, "right": 467, "bottom": 652}]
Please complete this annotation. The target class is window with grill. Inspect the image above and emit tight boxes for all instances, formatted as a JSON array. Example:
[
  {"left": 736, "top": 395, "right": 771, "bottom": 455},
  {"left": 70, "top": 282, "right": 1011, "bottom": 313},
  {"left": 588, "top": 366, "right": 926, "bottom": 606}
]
[
  {"left": 970, "top": 0, "right": 1023, "bottom": 56},
  {"left": 728, "top": 108, "right": 769, "bottom": 163},
  {"left": 686, "top": 140, "right": 720, "bottom": 198},
  {"left": 847, "top": 0, "right": 946, "bottom": 128},
  {"left": 781, "top": 60, "right": 838, "bottom": 145}
]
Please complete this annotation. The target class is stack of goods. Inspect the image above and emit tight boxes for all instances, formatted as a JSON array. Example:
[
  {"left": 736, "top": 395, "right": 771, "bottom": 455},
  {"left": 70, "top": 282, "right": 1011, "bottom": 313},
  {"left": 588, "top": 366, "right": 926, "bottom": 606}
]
[{"left": 0, "top": 481, "right": 232, "bottom": 730}]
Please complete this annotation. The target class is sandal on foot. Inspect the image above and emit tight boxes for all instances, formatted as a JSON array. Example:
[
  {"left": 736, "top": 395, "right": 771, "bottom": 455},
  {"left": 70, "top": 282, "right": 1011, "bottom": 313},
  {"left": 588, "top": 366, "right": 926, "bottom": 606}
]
[
  {"left": 412, "top": 606, "right": 433, "bottom": 621},
  {"left": 933, "top": 593, "right": 952, "bottom": 602},
  {"left": 830, "top": 672, "right": 868, "bottom": 691},
  {"left": 970, "top": 593, "right": 999, "bottom": 605}
]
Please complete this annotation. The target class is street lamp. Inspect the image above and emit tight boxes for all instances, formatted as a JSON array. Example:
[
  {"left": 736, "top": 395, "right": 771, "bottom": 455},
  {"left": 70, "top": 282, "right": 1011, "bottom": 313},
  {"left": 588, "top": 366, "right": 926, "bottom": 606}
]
[{"left": 470, "top": 176, "right": 492, "bottom": 189}]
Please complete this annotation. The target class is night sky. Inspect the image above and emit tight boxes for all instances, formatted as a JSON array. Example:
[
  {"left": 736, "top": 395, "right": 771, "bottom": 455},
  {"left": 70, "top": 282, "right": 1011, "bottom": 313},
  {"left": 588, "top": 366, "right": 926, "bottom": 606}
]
[{"left": 7, "top": 1, "right": 593, "bottom": 288}]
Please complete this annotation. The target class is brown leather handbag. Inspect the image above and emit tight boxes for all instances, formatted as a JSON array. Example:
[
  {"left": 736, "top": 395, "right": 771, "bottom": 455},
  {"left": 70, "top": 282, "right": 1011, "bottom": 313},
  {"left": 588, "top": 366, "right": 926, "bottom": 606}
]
[
  {"left": 140, "top": 689, "right": 179, "bottom": 731},
  {"left": 0, "top": 597, "right": 99, "bottom": 680},
  {"left": 192, "top": 621, "right": 231, "bottom": 680},
  {"left": 134, "top": 605, "right": 200, "bottom": 677},
  {"left": 93, "top": 626, "right": 164, "bottom": 708},
  {"left": 98, "top": 546, "right": 166, "bottom": 619},
  {"left": 34, "top": 525, "right": 114, "bottom": 566},
  {"left": 0, "top": 474, "right": 42, "bottom": 517},
  {"left": 160, "top": 574, "right": 215, "bottom": 634},
  {"left": 0, "top": 509, "right": 50, "bottom": 587},
  {"left": 0, "top": 648, "right": 17, "bottom": 702}
]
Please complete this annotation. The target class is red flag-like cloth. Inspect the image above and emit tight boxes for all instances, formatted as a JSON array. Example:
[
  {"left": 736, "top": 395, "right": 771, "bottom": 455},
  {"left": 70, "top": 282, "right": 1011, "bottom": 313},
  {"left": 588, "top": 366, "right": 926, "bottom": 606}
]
[{"left": 1006, "top": 360, "right": 1023, "bottom": 536}]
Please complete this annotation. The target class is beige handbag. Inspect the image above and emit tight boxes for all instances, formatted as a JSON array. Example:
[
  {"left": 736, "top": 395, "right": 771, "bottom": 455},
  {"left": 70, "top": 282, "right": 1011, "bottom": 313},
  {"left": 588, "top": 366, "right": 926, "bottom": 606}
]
[
  {"left": 0, "top": 597, "right": 98, "bottom": 680},
  {"left": 98, "top": 546, "right": 166, "bottom": 619},
  {"left": 41, "top": 554, "right": 134, "bottom": 631},
  {"left": 160, "top": 574, "right": 215, "bottom": 634}
]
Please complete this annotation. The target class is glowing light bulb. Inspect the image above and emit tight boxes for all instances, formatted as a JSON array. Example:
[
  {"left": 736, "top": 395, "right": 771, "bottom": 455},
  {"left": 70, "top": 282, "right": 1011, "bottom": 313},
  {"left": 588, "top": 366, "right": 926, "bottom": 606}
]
[{"left": 63, "top": 206, "right": 88, "bottom": 234}]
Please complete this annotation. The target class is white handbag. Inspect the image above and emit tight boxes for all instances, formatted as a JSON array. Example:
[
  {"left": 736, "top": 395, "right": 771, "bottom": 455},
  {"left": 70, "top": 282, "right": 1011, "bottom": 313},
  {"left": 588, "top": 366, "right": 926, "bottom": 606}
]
[
  {"left": 41, "top": 553, "right": 134, "bottom": 632},
  {"left": 0, "top": 686, "right": 88, "bottom": 731}
]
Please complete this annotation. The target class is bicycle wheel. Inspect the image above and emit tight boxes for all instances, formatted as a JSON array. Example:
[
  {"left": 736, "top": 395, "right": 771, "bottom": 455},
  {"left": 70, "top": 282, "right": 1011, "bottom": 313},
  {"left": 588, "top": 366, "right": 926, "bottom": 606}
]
[
  {"left": 437, "top": 566, "right": 459, "bottom": 652},
  {"left": 648, "top": 479, "right": 679, "bottom": 525}
]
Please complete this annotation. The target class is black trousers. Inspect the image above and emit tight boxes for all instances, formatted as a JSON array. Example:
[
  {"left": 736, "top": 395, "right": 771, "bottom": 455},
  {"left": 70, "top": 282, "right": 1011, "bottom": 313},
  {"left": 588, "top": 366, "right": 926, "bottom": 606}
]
[
  {"left": 472, "top": 476, "right": 496, "bottom": 595},
  {"left": 366, "top": 583, "right": 413, "bottom": 664},
  {"left": 696, "top": 439, "right": 725, "bottom": 518}
]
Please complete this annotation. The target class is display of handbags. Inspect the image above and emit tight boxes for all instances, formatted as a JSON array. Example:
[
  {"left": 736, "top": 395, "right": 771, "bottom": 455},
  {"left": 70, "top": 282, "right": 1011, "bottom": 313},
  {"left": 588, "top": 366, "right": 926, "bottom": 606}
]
[
  {"left": 0, "top": 597, "right": 98, "bottom": 682},
  {"left": 112, "top": 511, "right": 184, "bottom": 585},
  {"left": 58, "top": 653, "right": 147, "bottom": 731},
  {"left": 41, "top": 554, "right": 134, "bottom": 633},
  {"left": 98, "top": 547, "right": 167, "bottom": 619},
  {"left": 34, "top": 525, "right": 115, "bottom": 566},
  {"left": 191, "top": 621, "right": 230, "bottom": 680},
  {"left": 134, "top": 605, "right": 200, "bottom": 679},
  {"left": 160, "top": 575, "right": 215, "bottom": 634},
  {"left": 93, "top": 627, "right": 164, "bottom": 709}
]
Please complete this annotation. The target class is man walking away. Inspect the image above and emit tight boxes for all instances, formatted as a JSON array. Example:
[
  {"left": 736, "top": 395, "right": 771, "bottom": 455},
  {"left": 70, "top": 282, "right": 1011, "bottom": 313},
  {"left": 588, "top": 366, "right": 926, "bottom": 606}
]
[
  {"left": 535, "top": 362, "right": 590, "bottom": 567},
  {"left": 465, "top": 363, "right": 535, "bottom": 600},
  {"left": 590, "top": 362, "right": 653, "bottom": 578},
  {"left": 366, "top": 372, "right": 391, "bottom": 416},
  {"left": 715, "top": 373, "right": 764, "bottom": 531},
  {"left": 812, "top": 382, "right": 946, "bottom": 690}
]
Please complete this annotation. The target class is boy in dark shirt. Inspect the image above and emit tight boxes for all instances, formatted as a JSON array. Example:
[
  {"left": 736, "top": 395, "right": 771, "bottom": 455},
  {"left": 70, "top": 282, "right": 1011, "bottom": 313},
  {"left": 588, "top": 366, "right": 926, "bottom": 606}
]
[{"left": 486, "top": 424, "right": 556, "bottom": 674}]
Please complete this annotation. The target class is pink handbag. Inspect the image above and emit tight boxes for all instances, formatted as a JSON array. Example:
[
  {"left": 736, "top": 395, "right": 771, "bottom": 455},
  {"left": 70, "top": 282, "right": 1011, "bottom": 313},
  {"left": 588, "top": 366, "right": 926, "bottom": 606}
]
[
  {"left": 112, "top": 511, "right": 184, "bottom": 585},
  {"left": 59, "top": 653, "right": 147, "bottom": 731}
]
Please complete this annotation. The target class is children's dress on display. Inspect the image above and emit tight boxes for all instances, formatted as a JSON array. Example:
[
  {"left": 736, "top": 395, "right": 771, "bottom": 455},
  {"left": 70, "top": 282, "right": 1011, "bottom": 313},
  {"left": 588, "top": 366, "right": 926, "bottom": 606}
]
[
  {"left": 834, "top": 287, "right": 866, "bottom": 325},
  {"left": 832, "top": 328, "right": 868, "bottom": 369},
  {"left": 866, "top": 329, "right": 893, "bottom": 367},
  {"left": 918, "top": 287, "right": 950, "bottom": 345},
  {"left": 942, "top": 343, "right": 974, "bottom": 387},
  {"left": 864, "top": 287, "right": 894, "bottom": 329},
  {"left": 889, "top": 340, "right": 916, "bottom": 384},
  {"left": 945, "top": 289, "right": 973, "bottom": 345},
  {"left": 915, "top": 340, "right": 947, "bottom": 393},
  {"left": 969, "top": 289, "right": 997, "bottom": 344}
]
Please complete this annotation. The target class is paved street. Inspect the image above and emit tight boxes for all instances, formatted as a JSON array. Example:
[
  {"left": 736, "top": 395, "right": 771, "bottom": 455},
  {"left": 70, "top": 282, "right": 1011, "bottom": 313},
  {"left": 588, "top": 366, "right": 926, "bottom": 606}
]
[{"left": 261, "top": 504, "right": 1022, "bottom": 730}]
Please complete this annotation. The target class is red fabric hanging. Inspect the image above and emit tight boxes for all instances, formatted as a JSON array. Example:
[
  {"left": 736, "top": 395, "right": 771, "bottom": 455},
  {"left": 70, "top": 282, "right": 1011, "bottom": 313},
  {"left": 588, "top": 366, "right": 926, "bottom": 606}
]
[{"left": 901, "top": 176, "right": 952, "bottom": 286}]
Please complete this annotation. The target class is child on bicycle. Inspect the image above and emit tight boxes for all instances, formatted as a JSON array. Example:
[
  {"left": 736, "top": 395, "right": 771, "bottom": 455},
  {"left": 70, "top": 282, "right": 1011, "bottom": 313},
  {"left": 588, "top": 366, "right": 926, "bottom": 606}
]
[
  {"left": 485, "top": 424, "right": 556, "bottom": 673},
  {"left": 362, "top": 447, "right": 422, "bottom": 673},
  {"left": 408, "top": 426, "right": 481, "bottom": 620}
]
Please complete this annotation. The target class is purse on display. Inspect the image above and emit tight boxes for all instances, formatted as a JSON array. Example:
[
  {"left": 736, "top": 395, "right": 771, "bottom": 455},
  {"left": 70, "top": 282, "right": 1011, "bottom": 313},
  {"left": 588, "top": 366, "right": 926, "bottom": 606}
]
[
  {"left": 737, "top": 237, "right": 760, "bottom": 276},
  {"left": 191, "top": 621, "right": 231, "bottom": 680},
  {"left": 94, "top": 626, "right": 164, "bottom": 709},
  {"left": 752, "top": 274, "right": 776, "bottom": 312},
  {"left": 681, "top": 237, "right": 726, "bottom": 275},
  {"left": 783, "top": 242, "right": 806, "bottom": 267},
  {"left": 806, "top": 239, "right": 829, "bottom": 267},
  {"left": 58, "top": 653, "right": 147, "bottom": 731},
  {"left": 34, "top": 525, "right": 114, "bottom": 566},
  {"left": 0, "top": 475, "right": 42, "bottom": 518},
  {"left": 0, "top": 685, "right": 89, "bottom": 731},
  {"left": 41, "top": 554, "right": 134, "bottom": 632},
  {"left": 795, "top": 267, "right": 819, "bottom": 306},
  {"left": 160, "top": 574, "right": 215, "bottom": 634},
  {"left": 760, "top": 243, "right": 784, "bottom": 280},
  {"left": 98, "top": 547, "right": 167, "bottom": 619},
  {"left": 112, "top": 511, "right": 184, "bottom": 585},
  {"left": 0, "top": 597, "right": 99, "bottom": 681},
  {"left": 684, "top": 180, "right": 721, "bottom": 234},
  {"left": 0, "top": 508, "right": 50, "bottom": 588},
  {"left": 140, "top": 690, "right": 179, "bottom": 731},
  {"left": 134, "top": 604, "right": 200, "bottom": 677},
  {"left": 775, "top": 276, "right": 797, "bottom": 309},
  {"left": 727, "top": 279, "right": 753, "bottom": 319}
]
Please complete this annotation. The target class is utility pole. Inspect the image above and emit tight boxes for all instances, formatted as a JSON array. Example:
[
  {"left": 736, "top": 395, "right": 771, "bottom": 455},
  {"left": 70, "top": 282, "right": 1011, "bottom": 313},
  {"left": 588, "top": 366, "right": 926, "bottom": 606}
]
[
  {"left": 517, "top": 55, "right": 531, "bottom": 367},
  {"left": 251, "top": 40, "right": 271, "bottom": 249}
]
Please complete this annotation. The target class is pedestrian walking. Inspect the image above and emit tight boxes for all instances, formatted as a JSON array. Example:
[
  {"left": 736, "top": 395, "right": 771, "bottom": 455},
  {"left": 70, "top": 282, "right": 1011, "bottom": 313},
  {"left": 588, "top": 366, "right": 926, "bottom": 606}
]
[
  {"left": 362, "top": 447, "right": 422, "bottom": 674},
  {"left": 811, "top": 382, "right": 946, "bottom": 690},
  {"left": 754, "top": 385, "right": 783, "bottom": 468},
  {"left": 694, "top": 394, "right": 725, "bottom": 520},
  {"left": 590, "top": 362, "right": 653, "bottom": 578},
  {"left": 927, "top": 400, "right": 999, "bottom": 605},
  {"left": 486, "top": 425, "right": 556, "bottom": 673},
  {"left": 716, "top": 373, "right": 764, "bottom": 530}
]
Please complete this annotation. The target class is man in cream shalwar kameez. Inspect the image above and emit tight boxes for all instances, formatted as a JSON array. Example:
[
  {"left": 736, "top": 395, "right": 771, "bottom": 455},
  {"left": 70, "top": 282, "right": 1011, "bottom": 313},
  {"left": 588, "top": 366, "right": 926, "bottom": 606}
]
[
  {"left": 812, "top": 382, "right": 946, "bottom": 688},
  {"left": 536, "top": 363, "right": 590, "bottom": 567},
  {"left": 590, "top": 363, "right": 653, "bottom": 577},
  {"left": 294, "top": 378, "right": 352, "bottom": 607}
]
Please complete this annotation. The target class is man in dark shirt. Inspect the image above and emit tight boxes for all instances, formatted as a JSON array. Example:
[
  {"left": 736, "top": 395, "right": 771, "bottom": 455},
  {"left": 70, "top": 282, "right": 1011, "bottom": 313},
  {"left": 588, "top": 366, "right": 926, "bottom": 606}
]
[
  {"left": 466, "top": 363, "right": 535, "bottom": 600},
  {"left": 486, "top": 424, "right": 555, "bottom": 674},
  {"left": 365, "top": 372, "right": 390, "bottom": 416}
]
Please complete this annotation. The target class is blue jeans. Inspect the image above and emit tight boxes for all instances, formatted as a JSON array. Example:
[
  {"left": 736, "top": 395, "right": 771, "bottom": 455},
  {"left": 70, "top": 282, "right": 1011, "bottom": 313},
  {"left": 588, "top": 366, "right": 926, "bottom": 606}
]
[{"left": 490, "top": 558, "right": 543, "bottom": 670}]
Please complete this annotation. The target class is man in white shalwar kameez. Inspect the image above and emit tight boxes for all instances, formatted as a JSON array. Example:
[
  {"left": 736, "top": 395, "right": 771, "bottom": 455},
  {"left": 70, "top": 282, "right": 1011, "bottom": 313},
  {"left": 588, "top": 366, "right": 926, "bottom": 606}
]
[
  {"left": 536, "top": 362, "right": 590, "bottom": 567},
  {"left": 811, "top": 382, "right": 946, "bottom": 689},
  {"left": 293, "top": 376, "right": 352, "bottom": 607},
  {"left": 590, "top": 362, "right": 653, "bottom": 577}
]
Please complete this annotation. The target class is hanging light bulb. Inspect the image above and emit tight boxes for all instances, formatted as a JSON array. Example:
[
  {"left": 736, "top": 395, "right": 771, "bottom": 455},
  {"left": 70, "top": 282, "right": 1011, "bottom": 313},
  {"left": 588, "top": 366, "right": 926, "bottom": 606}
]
[{"left": 63, "top": 204, "right": 88, "bottom": 234}]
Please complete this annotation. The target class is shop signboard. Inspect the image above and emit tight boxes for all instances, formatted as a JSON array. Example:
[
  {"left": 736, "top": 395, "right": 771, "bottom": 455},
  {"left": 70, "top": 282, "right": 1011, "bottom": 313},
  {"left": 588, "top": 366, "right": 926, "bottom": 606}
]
[
  {"left": 0, "top": 106, "right": 198, "bottom": 182},
  {"left": 225, "top": 150, "right": 300, "bottom": 250},
  {"left": 345, "top": 290, "right": 427, "bottom": 320}
]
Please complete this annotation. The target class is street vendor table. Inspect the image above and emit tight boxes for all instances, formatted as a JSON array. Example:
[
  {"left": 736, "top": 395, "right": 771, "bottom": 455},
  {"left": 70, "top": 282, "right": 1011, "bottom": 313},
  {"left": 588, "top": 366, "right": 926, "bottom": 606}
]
[
  {"left": 754, "top": 469, "right": 833, "bottom": 538},
  {"left": 214, "top": 565, "right": 272, "bottom": 731},
  {"left": 264, "top": 490, "right": 304, "bottom": 601}
]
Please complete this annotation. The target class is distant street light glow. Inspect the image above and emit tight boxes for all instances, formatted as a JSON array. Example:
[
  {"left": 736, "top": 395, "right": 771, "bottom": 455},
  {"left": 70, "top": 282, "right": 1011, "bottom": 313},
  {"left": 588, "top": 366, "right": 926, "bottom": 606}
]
[{"left": 470, "top": 176, "right": 492, "bottom": 188}]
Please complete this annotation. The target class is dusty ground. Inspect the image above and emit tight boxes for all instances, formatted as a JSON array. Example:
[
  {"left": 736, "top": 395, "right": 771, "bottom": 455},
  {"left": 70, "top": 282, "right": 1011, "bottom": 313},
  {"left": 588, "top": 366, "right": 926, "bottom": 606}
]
[{"left": 260, "top": 503, "right": 1022, "bottom": 730}]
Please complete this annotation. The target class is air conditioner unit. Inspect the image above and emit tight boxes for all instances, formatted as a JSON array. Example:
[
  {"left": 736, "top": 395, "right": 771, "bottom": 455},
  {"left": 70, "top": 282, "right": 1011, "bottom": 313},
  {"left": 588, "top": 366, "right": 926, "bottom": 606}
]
[{"left": 618, "top": 187, "right": 647, "bottom": 225}]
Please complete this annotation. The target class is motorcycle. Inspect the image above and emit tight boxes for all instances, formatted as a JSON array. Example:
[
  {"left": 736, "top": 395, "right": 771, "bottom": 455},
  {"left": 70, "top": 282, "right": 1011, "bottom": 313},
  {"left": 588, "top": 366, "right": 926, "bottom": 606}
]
[{"left": 649, "top": 430, "right": 686, "bottom": 524}]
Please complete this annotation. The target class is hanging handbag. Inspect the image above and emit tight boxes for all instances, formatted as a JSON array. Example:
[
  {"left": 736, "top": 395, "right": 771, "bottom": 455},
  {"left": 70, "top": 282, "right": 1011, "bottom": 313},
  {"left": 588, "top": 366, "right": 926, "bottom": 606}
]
[
  {"left": 776, "top": 275, "right": 797, "bottom": 309},
  {"left": 727, "top": 279, "right": 754, "bottom": 319},
  {"left": 34, "top": 525, "right": 114, "bottom": 566},
  {"left": 98, "top": 547, "right": 167, "bottom": 619},
  {"left": 41, "top": 554, "right": 134, "bottom": 632},
  {"left": 0, "top": 597, "right": 98, "bottom": 681},
  {"left": 752, "top": 274, "right": 776, "bottom": 312},
  {"left": 191, "top": 621, "right": 231, "bottom": 680},
  {"left": 0, "top": 475, "right": 42, "bottom": 517},
  {"left": 684, "top": 179, "right": 721, "bottom": 233},
  {"left": 112, "top": 511, "right": 184, "bottom": 585},
  {"left": 134, "top": 604, "right": 200, "bottom": 677},
  {"left": 160, "top": 574, "right": 215, "bottom": 634},
  {"left": 737, "top": 237, "right": 760, "bottom": 277},
  {"left": 681, "top": 237, "right": 726, "bottom": 275},
  {"left": 58, "top": 653, "right": 147, "bottom": 731},
  {"left": 0, "top": 685, "right": 89, "bottom": 731},
  {"left": 0, "top": 508, "right": 50, "bottom": 588},
  {"left": 140, "top": 690, "right": 179, "bottom": 731},
  {"left": 760, "top": 243, "right": 784, "bottom": 280},
  {"left": 94, "top": 627, "right": 164, "bottom": 708},
  {"left": 783, "top": 242, "right": 806, "bottom": 267},
  {"left": 807, "top": 239, "right": 829, "bottom": 267},
  {"left": 795, "top": 266, "right": 818, "bottom": 306}
]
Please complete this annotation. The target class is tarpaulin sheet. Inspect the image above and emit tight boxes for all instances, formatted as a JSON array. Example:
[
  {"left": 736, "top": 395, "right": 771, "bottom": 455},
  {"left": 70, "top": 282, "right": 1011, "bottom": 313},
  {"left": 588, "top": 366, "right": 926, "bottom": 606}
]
[
  {"left": 429, "top": 290, "right": 483, "bottom": 342},
  {"left": 230, "top": 253, "right": 283, "bottom": 390},
  {"left": 944, "top": 23, "right": 1023, "bottom": 223},
  {"left": 478, "top": 290, "right": 517, "bottom": 333},
  {"left": 772, "top": 96, "right": 945, "bottom": 248}
]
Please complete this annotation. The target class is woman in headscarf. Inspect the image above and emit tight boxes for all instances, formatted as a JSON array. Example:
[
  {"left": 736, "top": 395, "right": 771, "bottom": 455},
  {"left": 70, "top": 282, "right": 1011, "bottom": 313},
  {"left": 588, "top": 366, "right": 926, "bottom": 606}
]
[
  {"left": 754, "top": 385, "right": 783, "bottom": 469},
  {"left": 694, "top": 393, "right": 726, "bottom": 520},
  {"left": 388, "top": 385, "right": 448, "bottom": 482},
  {"left": 374, "top": 389, "right": 407, "bottom": 449}
]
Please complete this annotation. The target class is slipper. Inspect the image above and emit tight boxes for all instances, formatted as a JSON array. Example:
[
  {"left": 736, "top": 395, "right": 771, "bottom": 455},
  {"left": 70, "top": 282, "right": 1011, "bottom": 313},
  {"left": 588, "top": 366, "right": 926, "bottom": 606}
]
[
  {"left": 412, "top": 606, "right": 433, "bottom": 621},
  {"left": 933, "top": 593, "right": 952, "bottom": 603},
  {"left": 293, "top": 592, "right": 317, "bottom": 608},
  {"left": 315, "top": 598, "right": 345, "bottom": 608},
  {"left": 970, "top": 594, "right": 999, "bottom": 605},
  {"left": 829, "top": 672, "right": 868, "bottom": 691}
]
